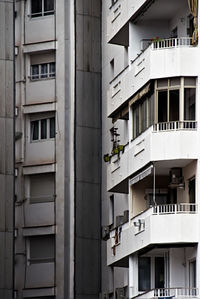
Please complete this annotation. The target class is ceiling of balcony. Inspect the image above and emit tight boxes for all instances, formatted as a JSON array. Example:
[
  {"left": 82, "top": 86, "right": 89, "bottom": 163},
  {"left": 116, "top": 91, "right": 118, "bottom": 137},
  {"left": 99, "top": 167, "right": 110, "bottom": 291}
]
[
  {"left": 154, "top": 159, "right": 196, "bottom": 175},
  {"left": 136, "top": 0, "right": 188, "bottom": 22}
]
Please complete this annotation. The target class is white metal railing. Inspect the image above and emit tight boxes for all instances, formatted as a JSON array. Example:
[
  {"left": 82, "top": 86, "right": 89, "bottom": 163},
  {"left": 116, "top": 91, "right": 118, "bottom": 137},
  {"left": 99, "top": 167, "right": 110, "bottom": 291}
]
[
  {"left": 153, "top": 203, "right": 198, "bottom": 215},
  {"left": 152, "top": 37, "right": 193, "bottom": 50},
  {"left": 154, "top": 288, "right": 199, "bottom": 297},
  {"left": 153, "top": 121, "right": 197, "bottom": 132}
]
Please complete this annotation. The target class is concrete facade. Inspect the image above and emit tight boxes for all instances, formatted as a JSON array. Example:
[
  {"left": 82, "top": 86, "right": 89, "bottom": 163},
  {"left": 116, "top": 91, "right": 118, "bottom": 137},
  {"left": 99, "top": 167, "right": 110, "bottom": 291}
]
[
  {"left": 0, "top": 1, "right": 15, "bottom": 298},
  {"left": 14, "top": 0, "right": 101, "bottom": 298},
  {"left": 102, "top": 0, "right": 200, "bottom": 298}
]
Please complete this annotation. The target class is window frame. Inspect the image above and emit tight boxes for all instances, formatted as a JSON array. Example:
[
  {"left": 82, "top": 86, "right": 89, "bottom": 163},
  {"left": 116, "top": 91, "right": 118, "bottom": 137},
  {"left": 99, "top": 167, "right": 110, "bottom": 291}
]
[
  {"left": 31, "top": 0, "right": 55, "bottom": 18},
  {"left": 31, "top": 62, "right": 56, "bottom": 81},
  {"left": 155, "top": 77, "right": 196, "bottom": 124},
  {"left": 30, "top": 116, "right": 56, "bottom": 142},
  {"left": 27, "top": 235, "right": 55, "bottom": 265},
  {"left": 131, "top": 92, "right": 154, "bottom": 140}
]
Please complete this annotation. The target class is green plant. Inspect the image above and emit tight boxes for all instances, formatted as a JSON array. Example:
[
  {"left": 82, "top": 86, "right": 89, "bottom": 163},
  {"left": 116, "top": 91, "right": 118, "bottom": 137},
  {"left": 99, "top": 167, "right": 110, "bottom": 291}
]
[
  {"left": 118, "top": 144, "right": 124, "bottom": 152},
  {"left": 150, "top": 36, "right": 162, "bottom": 43},
  {"left": 103, "top": 154, "right": 111, "bottom": 162},
  {"left": 112, "top": 148, "right": 119, "bottom": 155}
]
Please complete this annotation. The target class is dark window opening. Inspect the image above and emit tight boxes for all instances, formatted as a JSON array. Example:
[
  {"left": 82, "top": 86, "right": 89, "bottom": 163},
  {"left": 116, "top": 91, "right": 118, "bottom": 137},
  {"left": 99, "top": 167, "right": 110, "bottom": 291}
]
[
  {"left": 189, "top": 177, "right": 195, "bottom": 204},
  {"left": 139, "top": 257, "right": 151, "bottom": 291},
  {"left": 31, "top": 0, "right": 54, "bottom": 17},
  {"left": 31, "top": 120, "right": 39, "bottom": 140},
  {"left": 158, "top": 90, "right": 167, "bottom": 122},
  {"left": 155, "top": 257, "right": 165, "bottom": 289},
  {"left": 169, "top": 90, "right": 179, "bottom": 121},
  {"left": 184, "top": 88, "right": 195, "bottom": 120}
]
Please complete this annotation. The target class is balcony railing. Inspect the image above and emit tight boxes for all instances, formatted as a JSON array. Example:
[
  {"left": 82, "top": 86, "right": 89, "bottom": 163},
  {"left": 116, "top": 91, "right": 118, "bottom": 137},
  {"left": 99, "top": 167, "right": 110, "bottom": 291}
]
[
  {"left": 153, "top": 121, "right": 197, "bottom": 132},
  {"left": 154, "top": 288, "right": 199, "bottom": 297},
  {"left": 153, "top": 203, "right": 198, "bottom": 215},
  {"left": 131, "top": 288, "right": 199, "bottom": 299},
  {"left": 152, "top": 37, "right": 193, "bottom": 50}
]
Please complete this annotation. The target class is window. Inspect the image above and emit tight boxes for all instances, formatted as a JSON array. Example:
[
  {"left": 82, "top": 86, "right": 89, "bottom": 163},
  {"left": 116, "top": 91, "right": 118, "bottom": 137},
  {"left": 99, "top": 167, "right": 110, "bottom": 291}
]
[
  {"left": 189, "top": 177, "right": 195, "bottom": 204},
  {"left": 28, "top": 235, "right": 55, "bottom": 264},
  {"left": 132, "top": 92, "right": 154, "bottom": 139},
  {"left": 31, "top": 117, "right": 55, "bottom": 141},
  {"left": 31, "top": 62, "right": 55, "bottom": 80},
  {"left": 156, "top": 77, "right": 196, "bottom": 123},
  {"left": 138, "top": 257, "right": 151, "bottom": 291},
  {"left": 30, "top": 173, "right": 55, "bottom": 203},
  {"left": 31, "top": 0, "right": 54, "bottom": 18},
  {"left": 184, "top": 88, "right": 195, "bottom": 120}
]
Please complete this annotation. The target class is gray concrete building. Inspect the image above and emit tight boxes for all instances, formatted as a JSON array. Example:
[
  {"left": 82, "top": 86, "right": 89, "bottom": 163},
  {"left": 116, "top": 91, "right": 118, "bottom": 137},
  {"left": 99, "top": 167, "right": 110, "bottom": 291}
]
[
  {"left": 13, "top": 0, "right": 101, "bottom": 298},
  {"left": 0, "top": 1, "right": 15, "bottom": 298}
]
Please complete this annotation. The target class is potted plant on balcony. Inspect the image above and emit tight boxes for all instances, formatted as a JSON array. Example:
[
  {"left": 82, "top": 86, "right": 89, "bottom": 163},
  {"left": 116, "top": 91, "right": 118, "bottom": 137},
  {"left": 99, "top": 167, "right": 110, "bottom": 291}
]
[
  {"left": 103, "top": 154, "right": 111, "bottom": 162},
  {"left": 118, "top": 144, "right": 124, "bottom": 153}
]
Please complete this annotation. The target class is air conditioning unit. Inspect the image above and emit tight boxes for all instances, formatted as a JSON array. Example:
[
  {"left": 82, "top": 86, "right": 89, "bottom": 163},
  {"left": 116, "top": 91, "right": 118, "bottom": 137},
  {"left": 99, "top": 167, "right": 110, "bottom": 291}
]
[
  {"left": 102, "top": 226, "right": 110, "bottom": 241},
  {"left": 115, "top": 287, "right": 125, "bottom": 299}
]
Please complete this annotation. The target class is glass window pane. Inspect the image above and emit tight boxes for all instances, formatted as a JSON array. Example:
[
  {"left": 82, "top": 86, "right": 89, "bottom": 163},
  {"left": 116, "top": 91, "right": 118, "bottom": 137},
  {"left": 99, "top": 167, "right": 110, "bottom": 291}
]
[
  {"left": 141, "top": 99, "right": 147, "bottom": 132},
  {"left": 155, "top": 257, "right": 165, "bottom": 289},
  {"left": 184, "top": 77, "right": 196, "bottom": 87},
  {"left": 170, "top": 77, "right": 180, "bottom": 87},
  {"left": 44, "top": 0, "right": 54, "bottom": 14},
  {"left": 133, "top": 106, "right": 139, "bottom": 139},
  {"left": 41, "top": 64, "right": 48, "bottom": 78},
  {"left": 138, "top": 257, "right": 151, "bottom": 291},
  {"left": 148, "top": 94, "right": 154, "bottom": 127},
  {"left": 169, "top": 90, "right": 179, "bottom": 121},
  {"left": 41, "top": 119, "right": 47, "bottom": 139},
  {"left": 31, "top": 0, "right": 42, "bottom": 17},
  {"left": 184, "top": 88, "right": 195, "bottom": 120},
  {"left": 31, "top": 65, "right": 39, "bottom": 80},
  {"left": 50, "top": 117, "right": 55, "bottom": 138},
  {"left": 157, "top": 79, "right": 168, "bottom": 88},
  {"left": 49, "top": 62, "right": 55, "bottom": 77},
  {"left": 158, "top": 90, "right": 167, "bottom": 122},
  {"left": 31, "top": 121, "right": 39, "bottom": 141}
]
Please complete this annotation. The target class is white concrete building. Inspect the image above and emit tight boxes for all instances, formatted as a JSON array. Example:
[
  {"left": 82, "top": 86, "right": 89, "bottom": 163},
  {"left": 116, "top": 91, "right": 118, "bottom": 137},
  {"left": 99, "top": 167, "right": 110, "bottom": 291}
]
[{"left": 102, "top": 0, "right": 200, "bottom": 298}]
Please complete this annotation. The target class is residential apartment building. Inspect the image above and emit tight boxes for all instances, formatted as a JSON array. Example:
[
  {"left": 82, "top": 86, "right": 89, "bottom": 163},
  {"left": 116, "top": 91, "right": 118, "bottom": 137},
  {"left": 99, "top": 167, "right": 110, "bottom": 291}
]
[
  {"left": 102, "top": 0, "right": 200, "bottom": 298},
  {"left": 13, "top": 1, "right": 101, "bottom": 299}
]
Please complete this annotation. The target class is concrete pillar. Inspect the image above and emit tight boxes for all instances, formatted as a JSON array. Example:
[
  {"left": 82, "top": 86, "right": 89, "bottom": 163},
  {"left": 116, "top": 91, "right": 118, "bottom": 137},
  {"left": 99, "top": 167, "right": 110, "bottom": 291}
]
[
  {"left": 129, "top": 254, "right": 138, "bottom": 298},
  {"left": 0, "top": 0, "right": 14, "bottom": 298}
]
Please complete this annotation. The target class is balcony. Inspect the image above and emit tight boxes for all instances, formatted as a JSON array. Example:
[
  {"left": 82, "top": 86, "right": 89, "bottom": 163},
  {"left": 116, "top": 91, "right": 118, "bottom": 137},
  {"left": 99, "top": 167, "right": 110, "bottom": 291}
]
[
  {"left": 107, "top": 204, "right": 198, "bottom": 266},
  {"left": 108, "top": 38, "right": 198, "bottom": 118},
  {"left": 107, "top": 122, "right": 197, "bottom": 192},
  {"left": 131, "top": 288, "right": 199, "bottom": 299},
  {"left": 107, "top": 0, "right": 148, "bottom": 43}
]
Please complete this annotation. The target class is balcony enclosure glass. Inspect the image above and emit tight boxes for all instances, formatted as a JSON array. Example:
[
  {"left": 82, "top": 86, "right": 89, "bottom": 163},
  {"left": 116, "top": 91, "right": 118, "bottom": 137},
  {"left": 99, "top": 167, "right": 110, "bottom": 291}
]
[{"left": 131, "top": 77, "right": 196, "bottom": 140}]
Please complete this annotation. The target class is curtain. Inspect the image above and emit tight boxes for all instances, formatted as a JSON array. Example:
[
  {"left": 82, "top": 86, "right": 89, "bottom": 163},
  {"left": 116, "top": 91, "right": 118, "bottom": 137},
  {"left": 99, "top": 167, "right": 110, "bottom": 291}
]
[{"left": 188, "top": 0, "right": 198, "bottom": 45}]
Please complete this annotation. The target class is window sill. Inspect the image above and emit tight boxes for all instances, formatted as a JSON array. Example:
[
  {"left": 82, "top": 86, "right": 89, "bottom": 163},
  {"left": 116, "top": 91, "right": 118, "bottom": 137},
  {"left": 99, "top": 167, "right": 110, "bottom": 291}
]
[
  {"left": 30, "top": 137, "right": 55, "bottom": 143},
  {"left": 29, "top": 76, "right": 55, "bottom": 82}
]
